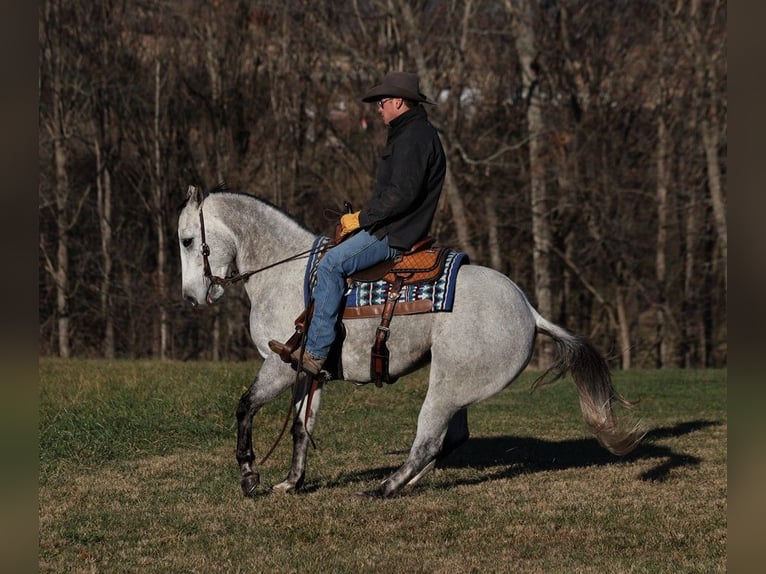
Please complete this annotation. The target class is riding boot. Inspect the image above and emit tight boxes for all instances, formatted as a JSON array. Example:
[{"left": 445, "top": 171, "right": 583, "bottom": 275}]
[
  {"left": 290, "top": 349, "right": 325, "bottom": 377},
  {"left": 268, "top": 340, "right": 326, "bottom": 376}
]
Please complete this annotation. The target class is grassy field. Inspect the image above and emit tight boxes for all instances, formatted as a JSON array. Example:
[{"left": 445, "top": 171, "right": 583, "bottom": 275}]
[{"left": 38, "top": 359, "right": 726, "bottom": 573}]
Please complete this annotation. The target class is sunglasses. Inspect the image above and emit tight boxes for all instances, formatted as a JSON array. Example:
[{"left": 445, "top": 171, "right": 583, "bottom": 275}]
[{"left": 378, "top": 98, "right": 395, "bottom": 108}]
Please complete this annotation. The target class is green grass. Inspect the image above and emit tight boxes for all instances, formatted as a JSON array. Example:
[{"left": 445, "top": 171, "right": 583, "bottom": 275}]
[{"left": 39, "top": 359, "right": 726, "bottom": 573}]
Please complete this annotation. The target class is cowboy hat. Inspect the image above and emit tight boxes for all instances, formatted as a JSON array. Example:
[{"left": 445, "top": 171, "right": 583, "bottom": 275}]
[{"left": 361, "top": 71, "right": 435, "bottom": 104}]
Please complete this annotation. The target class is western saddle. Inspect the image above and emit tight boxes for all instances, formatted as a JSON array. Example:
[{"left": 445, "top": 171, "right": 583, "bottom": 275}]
[{"left": 272, "top": 234, "right": 451, "bottom": 387}]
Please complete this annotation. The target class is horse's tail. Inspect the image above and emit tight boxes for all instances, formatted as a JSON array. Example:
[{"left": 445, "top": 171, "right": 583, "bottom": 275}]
[{"left": 532, "top": 310, "right": 644, "bottom": 456}]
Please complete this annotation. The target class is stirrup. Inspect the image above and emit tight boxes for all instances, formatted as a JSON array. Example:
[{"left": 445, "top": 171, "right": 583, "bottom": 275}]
[
  {"left": 268, "top": 305, "right": 312, "bottom": 363},
  {"left": 268, "top": 339, "right": 297, "bottom": 364}
]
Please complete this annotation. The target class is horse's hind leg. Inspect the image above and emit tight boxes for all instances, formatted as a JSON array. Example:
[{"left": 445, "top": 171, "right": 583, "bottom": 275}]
[
  {"left": 402, "top": 407, "right": 469, "bottom": 490},
  {"left": 439, "top": 407, "right": 469, "bottom": 462},
  {"left": 272, "top": 376, "right": 323, "bottom": 494},
  {"left": 373, "top": 394, "right": 458, "bottom": 498}
]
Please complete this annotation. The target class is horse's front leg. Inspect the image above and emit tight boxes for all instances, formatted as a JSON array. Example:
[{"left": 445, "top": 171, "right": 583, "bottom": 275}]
[
  {"left": 236, "top": 359, "right": 294, "bottom": 497},
  {"left": 272, "top": 374, "right": 324, "bottom": 494}
]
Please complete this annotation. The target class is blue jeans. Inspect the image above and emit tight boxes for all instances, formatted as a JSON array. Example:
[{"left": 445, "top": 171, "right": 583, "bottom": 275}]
[{"left": 305, "top": 230, "right": 399, "bottom": 360}]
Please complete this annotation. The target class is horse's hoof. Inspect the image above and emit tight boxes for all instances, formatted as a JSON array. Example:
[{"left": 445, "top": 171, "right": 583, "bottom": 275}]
[
  {"left": 271, "top": 481, "right": 297, "bottom": 494},
  {"left": 240, "top": 472, "right": 260, "bottom": 497}
]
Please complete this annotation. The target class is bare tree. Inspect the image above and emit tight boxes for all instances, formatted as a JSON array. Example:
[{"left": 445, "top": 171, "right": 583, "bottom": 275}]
[
  {"left": 152, "top": 55, "right": 171, "bottom": 360},
  {"left": 689, "top": 0, "right": 726, "bottom": 292},
  {"left": 92, "top": 121, "right": 115, "bottom": 358},
  {"left": 85, "top": 1, "right": 128, "bottom": 359},
  {"left": 394, "top": 0, "right": 478, "bottom": 261},
  {"left": 655, "top": 115, "right": 670, "bottom": 368},
  {"left": 505, "top": 0, "right": 554, "bottom": 367},
  {"left": 39, "top": 0, "right": 90, "bottom": 357}
]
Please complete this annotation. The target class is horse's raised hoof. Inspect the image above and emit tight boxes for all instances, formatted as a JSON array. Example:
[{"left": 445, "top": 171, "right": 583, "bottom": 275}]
[{"left": 240, "top": 471, "right": 260, "bottom": 497}]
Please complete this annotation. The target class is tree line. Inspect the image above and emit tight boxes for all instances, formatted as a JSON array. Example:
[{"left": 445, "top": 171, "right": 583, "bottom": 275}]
[{"left": 38, "top": 0, "right": 726, "bottom": 368}]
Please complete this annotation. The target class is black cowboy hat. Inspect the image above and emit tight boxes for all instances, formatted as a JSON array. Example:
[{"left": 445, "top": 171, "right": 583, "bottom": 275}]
[{"left": 361, "top": 71, "right": 435, "bottom": 104}]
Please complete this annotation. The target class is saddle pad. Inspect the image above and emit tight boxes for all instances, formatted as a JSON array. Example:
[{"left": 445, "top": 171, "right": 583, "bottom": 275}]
[{"left": 304, "top": 236, "right": 468, "bottom": 316}]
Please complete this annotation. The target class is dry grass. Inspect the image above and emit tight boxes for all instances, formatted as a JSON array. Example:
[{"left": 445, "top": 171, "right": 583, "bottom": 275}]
[{"left": 39, "top": 360, "right": 726, "bottom": 573}]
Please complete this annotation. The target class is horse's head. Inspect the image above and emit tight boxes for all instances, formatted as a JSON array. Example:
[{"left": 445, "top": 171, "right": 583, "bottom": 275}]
[{"left": 178, "top": 185, "right": 233, "bottom": 306}]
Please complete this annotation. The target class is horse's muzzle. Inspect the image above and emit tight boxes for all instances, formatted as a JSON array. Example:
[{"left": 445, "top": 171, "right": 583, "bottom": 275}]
[{"left": 206, "top": 283, "right": 225, "bottom": 304}]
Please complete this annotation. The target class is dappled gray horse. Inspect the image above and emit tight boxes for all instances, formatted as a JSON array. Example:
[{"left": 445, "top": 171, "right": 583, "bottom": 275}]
[{"left": 178, "top": 186, "right": 642, "bottom": 498}]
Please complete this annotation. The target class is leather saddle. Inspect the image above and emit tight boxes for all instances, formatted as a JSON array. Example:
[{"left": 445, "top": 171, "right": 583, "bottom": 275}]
[
  {"left": 349, "top": 237, "right": 448, "bottom": 286},
  {"left": 347, "top": 236, "right": 448, "bottom": 387},
  {"left": 274, "top": 235, "right": 453, "bottom": 388}
]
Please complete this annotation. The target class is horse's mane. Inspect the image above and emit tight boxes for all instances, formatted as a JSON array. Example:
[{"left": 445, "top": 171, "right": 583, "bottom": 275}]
[{"left": 177, "top": 181, "right": 315, "bottom": 235}]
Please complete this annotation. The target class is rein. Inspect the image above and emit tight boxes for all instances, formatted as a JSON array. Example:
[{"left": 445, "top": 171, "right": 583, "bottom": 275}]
[{"left": 198, "top": 202, "right": 328, "bottom": 304}]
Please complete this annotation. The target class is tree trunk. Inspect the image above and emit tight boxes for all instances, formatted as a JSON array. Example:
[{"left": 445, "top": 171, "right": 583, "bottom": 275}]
[
  {"left": 204, "top": 20, "right": 226, "bottom": 184},
  {"left": 156, "top": 208, "right": 169, "bottom": 360},
  {"left": 679, "top": 136, "right": 701, "bottom": 367},
  {"left": 153, "top": 57, "right": 169, "bottom": 360},
  {"left": 655, "top": 116, "right": 669, "bottom": 368},
  {"left": 440, "top": 165, "right": 477, "bottom": 261},
  {"left": 47, "top": 0, "right": 71, "bottom": 358},
  {"left": 54, "top": 150, "right": 70, "bottom": 359},
  {"left": 690, "top": 0, "right": 726, "bottom": 293},
  {"left": 700, "top": 119, "right": 726, "bottom": 291},
  {"left": 616, "top": 282, "right": 632, "bottom": 369},
  {"left": 484, "top": 192, "right": 502, "bottom": 271},
  {"left": 396, "top": 0, "right": 478, "bottom": 262},
  {"left": 506, "top": 0, "right": 553, "bottom": 368},
  {"left": 121, "top": 266, "right": 137, "bottom": 358},
  {"left": 558, "top": 3, "right": 589, "bottom": 115},
  {"left": 93, "top": 128, "right": 115, "bottom": 358}
]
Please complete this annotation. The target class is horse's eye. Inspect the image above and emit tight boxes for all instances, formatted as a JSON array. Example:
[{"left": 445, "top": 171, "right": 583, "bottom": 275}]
[{"left": 182, "top": 238, "right": 193, "bottom": 248}]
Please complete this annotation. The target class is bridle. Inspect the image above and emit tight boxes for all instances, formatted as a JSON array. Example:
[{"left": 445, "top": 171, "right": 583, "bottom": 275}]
[{"left": 196, "top": 200, "right": 327, "bottom": 304}]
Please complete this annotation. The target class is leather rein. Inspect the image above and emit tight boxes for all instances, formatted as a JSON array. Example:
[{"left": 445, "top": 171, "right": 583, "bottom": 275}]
[{"left": 197, "top": 201, "right": 327, "bottom": 304}]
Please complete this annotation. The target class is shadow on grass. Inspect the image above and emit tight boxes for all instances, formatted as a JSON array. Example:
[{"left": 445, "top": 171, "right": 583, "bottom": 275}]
[{"left": 303, "top": 419, "right": 720, "bottom": 493}]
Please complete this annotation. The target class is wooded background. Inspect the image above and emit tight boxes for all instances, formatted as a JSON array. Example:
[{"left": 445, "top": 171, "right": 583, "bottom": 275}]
[{"left": 38, "top": 0, "right": 726, "bottom": 368}]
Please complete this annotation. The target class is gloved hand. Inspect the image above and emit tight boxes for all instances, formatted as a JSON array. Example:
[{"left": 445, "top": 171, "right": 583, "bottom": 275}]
[{"left": 339, "top": 211, "right": 361, "bottom": 237}]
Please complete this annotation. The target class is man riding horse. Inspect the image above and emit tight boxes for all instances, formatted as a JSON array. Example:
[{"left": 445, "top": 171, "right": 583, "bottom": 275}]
[{"left": 269, "top": 71, "right": 446, "bottom": 377}]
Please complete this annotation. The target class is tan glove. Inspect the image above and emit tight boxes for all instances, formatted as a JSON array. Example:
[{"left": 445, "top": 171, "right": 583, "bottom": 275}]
[{"left": 339, "top": 211, "right": 361, "bottom": 237}]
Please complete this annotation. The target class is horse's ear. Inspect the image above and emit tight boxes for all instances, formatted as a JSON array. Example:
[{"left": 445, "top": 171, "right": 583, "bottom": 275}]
[{"left": 187, "top": 185, "right": 204, "bottom": 207}]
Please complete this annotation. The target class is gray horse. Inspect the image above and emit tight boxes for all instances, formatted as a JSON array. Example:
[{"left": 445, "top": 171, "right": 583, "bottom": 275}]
[{"left": 178, "top": 186, "right": 642, "bottom": 498}]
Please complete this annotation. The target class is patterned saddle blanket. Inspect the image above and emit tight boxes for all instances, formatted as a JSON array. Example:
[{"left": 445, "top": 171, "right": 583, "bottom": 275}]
[{"left": 304, "top": 236, "right": 468, "bottom": 319}]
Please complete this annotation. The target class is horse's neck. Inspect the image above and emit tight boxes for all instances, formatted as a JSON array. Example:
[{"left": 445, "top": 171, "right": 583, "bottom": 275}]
[
  {"left": 210, "top": 195, "right": 314, "bottom": 314},
  {"left": 216, "top": 195, "right": 315, "bottom": 266},
  {"left": 225, "top": 196, "right": 315, "bottom": 322}
]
